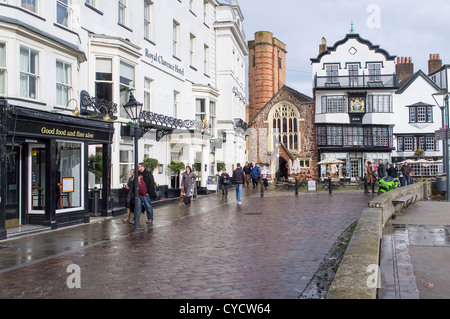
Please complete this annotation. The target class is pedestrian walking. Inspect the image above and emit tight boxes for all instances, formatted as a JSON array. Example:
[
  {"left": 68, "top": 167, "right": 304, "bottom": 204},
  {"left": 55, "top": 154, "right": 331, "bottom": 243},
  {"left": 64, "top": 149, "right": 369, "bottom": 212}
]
[
  {"left": 365, "top": 161, "right": 376, "bottom": 194},
  {"left": 123, "top": 169, "right": 135, "bottom": 223},
  {"left": 181, "top": 166, "right": 196, "bottom": 205},
  {"left": 232, "top": 163, "right": 245, "bottom": 205},
  {"left": 137, "top": 162, "right": 157, "bottom": 227},
  {"left": 243, "top": 162, "right": 251, "bottom": 187},
  {"left": 250, "top": 162, "right": 260, "bottom": 188},
  {"left": 219, "top": 168, "right": 231, "bottom": 199},
  {"left": 261, "top": 165, "right": 269, "bottom": 190},
  {"left": 132, "top": 174, "right": 151, "bottom": 228},
  {"left": 401, "top": 162, "right": 411, "bottom": 186}
]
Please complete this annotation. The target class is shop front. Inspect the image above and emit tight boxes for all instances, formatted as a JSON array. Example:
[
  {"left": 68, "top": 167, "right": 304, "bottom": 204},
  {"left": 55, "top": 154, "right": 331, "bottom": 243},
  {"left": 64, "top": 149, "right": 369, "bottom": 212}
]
[{"left": 0, "top": 99, "right": 114, "bottom": 239}]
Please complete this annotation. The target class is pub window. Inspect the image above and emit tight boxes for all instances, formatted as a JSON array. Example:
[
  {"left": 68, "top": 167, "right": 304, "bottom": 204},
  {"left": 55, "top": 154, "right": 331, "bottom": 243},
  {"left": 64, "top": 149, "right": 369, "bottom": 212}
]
[
  {"left": 409, "top": 105, "right": 433, "bottom": 123},
  {"left": 397, "top": 136, "right": 403, "bottom": 151},
  {"left": 321, "top": 95, "right": 347, "bottom": 113},
  {"left": 426, "top": 136, "right": 437, "bottom": 151},
  {"left": 403, "top": 136, "right": 415, "bottom": 151},
  {"left": 144, "top": 77, "right": 152, "bottom": 112},
  {"left": 56, "top": 142, "right": 82, "bottom": 210},
  {"left": 118, "top": 0, "right": 127, "bottom": 26},
  {"left": 190, "top": 33, "right": 196, "bottom": 67},
  {"left": 56, "top": 0, "right": 72, "bottom": 28},
  {"left": 21, "top": 0, "right": 37, "bottom": 13},
  {"left": 328, "top": 126, "right": 342, "bottom": 146},
  {"left": 367, "top": 95, "right": 392, "bottom": 113},
  {"left": 95, "top": 57, "right": 113, "bottom": 102},
  {"left": 326, "top": 64, "right": 339, "bottom": 84},
  {"left": 173, "top": 20, "right": 180, "bottom": 58},
  {"left": 20, "top": 46, "right": 39, "bottom": 99},
  {"left": 203, "top": 1, "right": 209, "bottom": 25},
  {"left": 368, "top": 63, "right": 381, "bottom": 82},
  {"left": 119, "top": 144, "right": 133, "bottom": 184},
  {"left": 204, "top": 44, "right": 210, "bottom": 75},
  {"left": 195, "top": 98, "right": 206, "bottom": 122},
  {"left": 0, "top": 43, "right": 5, "bottom": 96},
  {"left": 173, "top": 91, "right": 179, "bottom": 118},
  {"left": 144, "top": 0, "right": 153, "bottom": 40},
  {"left": 119, "top": 60, "right": 135, "bottom": 118},
  {"left": 209, "top": 101, "right": 216, "bottom": 137},
  {"left": 56, "top": 60, "right": 72, "bottom": 107},
  {"left": 85, "top": 0, "right": 97, "bottom": 8}
]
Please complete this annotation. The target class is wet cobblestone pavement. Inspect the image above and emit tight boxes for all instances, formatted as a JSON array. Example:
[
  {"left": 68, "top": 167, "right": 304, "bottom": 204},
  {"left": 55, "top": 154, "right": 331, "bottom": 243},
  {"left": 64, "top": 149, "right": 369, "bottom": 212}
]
[{"left": 0, "top": 190, "right": 372, "bottom": 299}]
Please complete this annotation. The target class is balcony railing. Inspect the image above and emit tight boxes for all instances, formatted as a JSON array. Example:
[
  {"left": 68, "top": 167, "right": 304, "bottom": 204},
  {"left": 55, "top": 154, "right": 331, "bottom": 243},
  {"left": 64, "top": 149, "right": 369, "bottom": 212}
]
[{"left": 314, "top": 74, "right": 398, "bottom": 90}]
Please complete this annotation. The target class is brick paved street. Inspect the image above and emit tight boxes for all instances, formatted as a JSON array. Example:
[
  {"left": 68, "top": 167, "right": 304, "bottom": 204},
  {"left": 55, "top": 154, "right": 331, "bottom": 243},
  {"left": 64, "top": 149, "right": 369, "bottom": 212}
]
[{"left": 0, "top": 190, "right": 372, "bottom": 299}]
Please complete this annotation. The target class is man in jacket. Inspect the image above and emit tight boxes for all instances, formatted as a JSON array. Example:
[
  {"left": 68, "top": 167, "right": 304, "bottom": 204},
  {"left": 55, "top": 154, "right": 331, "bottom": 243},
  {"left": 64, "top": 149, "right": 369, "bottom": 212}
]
[
  {"left": 250, "top": 163, "right": 260, "bottom": 188},
  {"left": 137, "top": 162, "right": 157, "bottom": 227},
  {"left": 232, "top": 163, "right": 245, "bottom": 205},
  {"left": 377, "top": 159, "right": 387, "bottom": 180},
  {"left": 243, "top": 162, "right": 251, "bottom": 187},
  {"left": 400, "top": 162, "right": 411, "bottom": 186}
]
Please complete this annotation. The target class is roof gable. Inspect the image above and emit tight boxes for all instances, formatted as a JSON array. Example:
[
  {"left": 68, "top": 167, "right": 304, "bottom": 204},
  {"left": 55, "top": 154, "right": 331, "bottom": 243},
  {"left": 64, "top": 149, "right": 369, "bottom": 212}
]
[
  {"left": 249, "top": 85, "right": 312, "bottom": 125},
  {"left": 311, "top": 33, "right": 396, "bottom": 63},
  {"left": 396, "top": 70, "right": 441, "bottom": 94}
]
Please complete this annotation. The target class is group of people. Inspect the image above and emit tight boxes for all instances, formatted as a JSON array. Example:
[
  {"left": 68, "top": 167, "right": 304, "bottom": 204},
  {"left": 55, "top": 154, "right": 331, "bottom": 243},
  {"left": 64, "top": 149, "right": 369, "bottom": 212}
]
[
  {"left": 365, "top": 159, "right": 412, "bottom": 194},
  {"left": 123, "top": 161, "right": 269, "bottom": 225},
  {"left": 218, "top": 162, "right": 269, "bottom": 205}
]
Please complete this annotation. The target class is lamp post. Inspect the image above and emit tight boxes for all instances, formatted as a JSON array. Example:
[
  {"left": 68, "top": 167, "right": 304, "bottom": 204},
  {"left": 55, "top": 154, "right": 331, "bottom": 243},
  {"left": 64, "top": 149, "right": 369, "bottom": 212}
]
[
  {"left": 432, "top": 91, "right": 450, "bottom": 201},
  {"left": 123, "top": 91, "right": 144, "bottom": 230}
]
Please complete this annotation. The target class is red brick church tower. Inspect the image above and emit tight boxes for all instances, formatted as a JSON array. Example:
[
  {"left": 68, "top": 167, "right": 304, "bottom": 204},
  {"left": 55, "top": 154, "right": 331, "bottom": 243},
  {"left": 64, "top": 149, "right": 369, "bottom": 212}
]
[
  {"left": 248, "top": 31, "right": 287, "bottom": 121},
  {"left": 247, "top": 32, "right": 319, "bottom": 180}
]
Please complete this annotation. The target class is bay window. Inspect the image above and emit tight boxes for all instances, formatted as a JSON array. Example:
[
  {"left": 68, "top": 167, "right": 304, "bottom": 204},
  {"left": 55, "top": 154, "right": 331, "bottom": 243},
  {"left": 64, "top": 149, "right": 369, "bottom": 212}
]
[{"left": 20, "top": 46, "right": 39, "bottom": 99}]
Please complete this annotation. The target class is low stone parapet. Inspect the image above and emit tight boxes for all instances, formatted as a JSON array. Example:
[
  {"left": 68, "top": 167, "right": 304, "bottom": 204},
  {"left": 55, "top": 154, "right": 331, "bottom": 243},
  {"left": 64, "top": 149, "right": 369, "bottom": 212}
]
[{"left": 326, "top": 182, "right": 432, "bottom": 299}]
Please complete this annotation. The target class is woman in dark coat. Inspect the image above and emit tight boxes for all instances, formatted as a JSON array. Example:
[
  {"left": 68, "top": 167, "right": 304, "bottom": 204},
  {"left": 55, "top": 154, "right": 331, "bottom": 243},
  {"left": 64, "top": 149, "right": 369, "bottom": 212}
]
[
  {"left": 123, "top": 169, "right": 135, "bottom": 223},
  {"left": 181, "top": 166, "right": 196, "bottom": 205}
]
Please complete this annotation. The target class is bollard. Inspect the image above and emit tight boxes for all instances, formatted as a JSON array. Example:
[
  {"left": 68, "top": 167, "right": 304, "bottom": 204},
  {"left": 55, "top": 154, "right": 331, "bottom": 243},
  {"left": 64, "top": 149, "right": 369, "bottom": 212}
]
[
  {"left": 260, "top": 180, "right": 264, "bottom": 198},
  {"left": 93, "top": 187, "right": 100, "bottom": 217},
  {"left": 295, "top": 179, "right": 298, "bottom": 196},
  {"left": 329, "top": 177, "right": 332, "bottom": 194}
]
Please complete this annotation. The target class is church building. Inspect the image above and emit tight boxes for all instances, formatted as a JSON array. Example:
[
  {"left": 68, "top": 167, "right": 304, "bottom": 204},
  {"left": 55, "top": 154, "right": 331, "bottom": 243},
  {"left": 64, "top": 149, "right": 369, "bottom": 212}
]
[{"left": 247, "top": 32, "right": 319, "bottom": 181}]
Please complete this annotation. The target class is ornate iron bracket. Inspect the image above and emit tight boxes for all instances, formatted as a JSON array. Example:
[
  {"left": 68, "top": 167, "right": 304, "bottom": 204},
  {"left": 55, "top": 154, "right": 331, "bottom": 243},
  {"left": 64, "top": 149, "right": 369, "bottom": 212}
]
[{"left": 80, "top": 90, "right": 118, "bottom": 120}]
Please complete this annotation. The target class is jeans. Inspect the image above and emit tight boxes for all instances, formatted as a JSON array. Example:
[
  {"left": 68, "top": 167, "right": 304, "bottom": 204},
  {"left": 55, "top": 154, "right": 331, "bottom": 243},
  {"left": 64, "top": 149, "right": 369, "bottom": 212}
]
[
  {"left": 235, "top": 183, "right": 243, "bottom": 203},
  {"left": 134, "top": 195, "right": 153, "bottom": 230},
  {"left": 403, "top": 176, "right": 411, "bottom": 186}
]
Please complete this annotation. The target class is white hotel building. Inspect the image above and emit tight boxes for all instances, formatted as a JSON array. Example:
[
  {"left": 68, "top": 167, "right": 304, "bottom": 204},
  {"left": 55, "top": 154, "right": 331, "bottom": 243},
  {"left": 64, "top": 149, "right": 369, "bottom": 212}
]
[{"left": 0, "top": 0, "right": 248, "bottom": 233}]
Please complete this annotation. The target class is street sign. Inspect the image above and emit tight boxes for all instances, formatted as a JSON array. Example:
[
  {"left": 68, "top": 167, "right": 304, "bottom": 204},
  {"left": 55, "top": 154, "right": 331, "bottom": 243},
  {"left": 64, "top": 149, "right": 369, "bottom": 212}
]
[{"left": 435, "top": 129, "right": 449, "bottom": 140}]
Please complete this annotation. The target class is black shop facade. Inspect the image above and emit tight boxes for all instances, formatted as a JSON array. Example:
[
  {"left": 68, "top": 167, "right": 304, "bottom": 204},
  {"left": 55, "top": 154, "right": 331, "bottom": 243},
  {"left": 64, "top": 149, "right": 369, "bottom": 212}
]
[{"left": 0, "top": 98, "right": 114, "bottom": 240}]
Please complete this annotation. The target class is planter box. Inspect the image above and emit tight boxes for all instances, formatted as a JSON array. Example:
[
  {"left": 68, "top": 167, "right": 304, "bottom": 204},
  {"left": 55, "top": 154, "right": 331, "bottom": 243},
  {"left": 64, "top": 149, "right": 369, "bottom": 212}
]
[{"left": 167, "top": 188, "right": 181, "bottom": 198}]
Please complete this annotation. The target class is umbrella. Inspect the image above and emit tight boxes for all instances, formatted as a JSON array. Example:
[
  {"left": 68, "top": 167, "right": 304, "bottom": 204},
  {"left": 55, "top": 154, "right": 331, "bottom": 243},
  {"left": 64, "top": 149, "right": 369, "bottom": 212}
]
[
  {"left": 397, "top": 159, "right": 415, "bottom": 164},
  {"left": 316, "top": 157, "right": 345, "bottom": 165}
]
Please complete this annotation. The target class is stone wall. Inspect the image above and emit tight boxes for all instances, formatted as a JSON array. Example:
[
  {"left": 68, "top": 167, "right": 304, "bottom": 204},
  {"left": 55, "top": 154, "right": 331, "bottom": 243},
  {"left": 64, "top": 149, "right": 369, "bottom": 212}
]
[{"left": 327, "top": 182, "right": 432, "bottom": 299}]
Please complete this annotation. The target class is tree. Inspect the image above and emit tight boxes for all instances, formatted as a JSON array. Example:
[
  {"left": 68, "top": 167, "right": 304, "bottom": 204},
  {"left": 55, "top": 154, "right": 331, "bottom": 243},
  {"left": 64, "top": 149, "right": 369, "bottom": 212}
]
[
  {"left": 144, "top": 158, "right": 159, "bottom": 173},
  {"left": 168, "top": 160, "right": 185, "bottom": 188},
  {"left": 88, "top": 153, "right": 102, "bottom": 182}
]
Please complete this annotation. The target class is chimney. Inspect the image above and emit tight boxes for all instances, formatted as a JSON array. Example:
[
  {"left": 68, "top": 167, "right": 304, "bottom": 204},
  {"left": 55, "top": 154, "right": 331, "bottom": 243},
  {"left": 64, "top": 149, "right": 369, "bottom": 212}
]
[
  {"left": 319, "top": 37, "right": 327, "bottom": 54},
  {"left": 396, "top": 56, "right": 414, "bottom": 82},
  {"left": 428, "top": 53, "right": 442, "bottom": 75}
]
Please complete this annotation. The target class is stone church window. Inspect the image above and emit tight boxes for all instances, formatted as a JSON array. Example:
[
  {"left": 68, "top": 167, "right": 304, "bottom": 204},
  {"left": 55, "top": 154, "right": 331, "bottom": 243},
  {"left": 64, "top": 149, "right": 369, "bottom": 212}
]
[{"left": 270, "top": 103, "right": 300, "bottom": 152}]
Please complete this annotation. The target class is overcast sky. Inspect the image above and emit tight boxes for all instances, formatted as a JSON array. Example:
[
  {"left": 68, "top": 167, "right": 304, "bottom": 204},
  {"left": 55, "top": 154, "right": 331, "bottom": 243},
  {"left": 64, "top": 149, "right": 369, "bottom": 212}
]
[{"left": 238, "top": 0, "right": 450, "bottom": 96}]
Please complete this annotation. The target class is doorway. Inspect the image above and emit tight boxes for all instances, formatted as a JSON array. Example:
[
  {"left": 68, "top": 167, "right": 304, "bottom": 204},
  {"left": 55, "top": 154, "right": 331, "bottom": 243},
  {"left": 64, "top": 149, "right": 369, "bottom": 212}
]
[
  {"left": 30, "top": 145, "right": 46, "bottom": 212},
  {"left": 5, "top": 146, "right": 20, "bottom": 228},
  {"left": 279, "top": 157, "right": 288, "bottom": 179}
]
